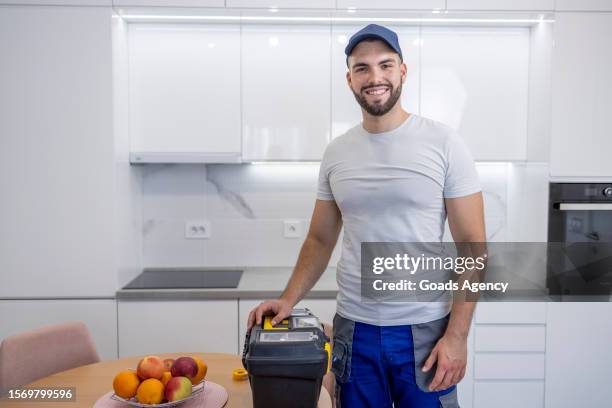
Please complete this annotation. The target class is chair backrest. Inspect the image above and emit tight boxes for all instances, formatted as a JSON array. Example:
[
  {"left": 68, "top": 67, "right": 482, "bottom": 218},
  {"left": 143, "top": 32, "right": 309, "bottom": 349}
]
[{"left": 0, "top": 321, "right": 100, "bottom": 396}]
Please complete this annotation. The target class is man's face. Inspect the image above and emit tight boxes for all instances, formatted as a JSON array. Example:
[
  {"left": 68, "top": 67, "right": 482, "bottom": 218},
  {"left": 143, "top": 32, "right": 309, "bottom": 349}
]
[{"left": 346, "top": 39, "right": 406, "bottom": 117}]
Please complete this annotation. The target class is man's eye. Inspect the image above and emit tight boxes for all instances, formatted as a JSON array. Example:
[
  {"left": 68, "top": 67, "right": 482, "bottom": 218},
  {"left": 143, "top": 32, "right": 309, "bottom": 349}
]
[
  {"left": 355, "top": 68, "right": 366, "bottom": 73},
  {"left": 382, "top": 64, "right": 391, "bottom": 69}
]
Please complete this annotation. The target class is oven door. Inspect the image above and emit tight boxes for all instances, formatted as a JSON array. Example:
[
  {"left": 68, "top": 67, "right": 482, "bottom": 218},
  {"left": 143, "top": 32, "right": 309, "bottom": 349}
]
[{"left": 548, "top": 200, "right": 612, "bottom": 298}]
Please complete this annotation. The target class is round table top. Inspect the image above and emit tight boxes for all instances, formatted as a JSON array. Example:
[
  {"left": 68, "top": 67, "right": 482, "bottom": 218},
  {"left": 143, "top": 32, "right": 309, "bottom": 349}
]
[{"left": 0, "top": 352, "right": 332, "bottom": 408}]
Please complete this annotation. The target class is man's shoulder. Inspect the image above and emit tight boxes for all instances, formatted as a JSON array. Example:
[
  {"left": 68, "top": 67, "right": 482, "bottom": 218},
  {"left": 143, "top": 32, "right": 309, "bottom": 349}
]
[{"left": 409, "top": 114, "right": 455, "bottom": 137}]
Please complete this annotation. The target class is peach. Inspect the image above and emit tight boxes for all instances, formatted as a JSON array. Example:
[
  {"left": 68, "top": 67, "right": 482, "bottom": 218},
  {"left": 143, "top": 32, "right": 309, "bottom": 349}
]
[
  {"left": 136, "top": 355, "right": 165, "bottom": 380},
  {"left": 163, "top": 358, "right": 174, "bottom": 372},
  {"left": 170, "top": 357, "right": 198, "bottom": 382},
  {"left": 165, "top": 376, "right": 192, "bottom": 402}
]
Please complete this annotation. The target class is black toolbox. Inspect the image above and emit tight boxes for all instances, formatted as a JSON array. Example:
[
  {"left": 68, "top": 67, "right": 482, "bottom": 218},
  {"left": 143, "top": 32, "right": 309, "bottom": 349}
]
[{"left": 242, "top": 308, "right": 331, "bottom": 408}]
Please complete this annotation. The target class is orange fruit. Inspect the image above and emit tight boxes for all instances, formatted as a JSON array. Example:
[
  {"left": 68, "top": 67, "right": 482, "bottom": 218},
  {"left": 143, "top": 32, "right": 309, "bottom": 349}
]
[
  {"left": 113, "top": 370, "right": 140, "bottom": 399},
  {"left": 161, "top": 371, "right": 172, "bottom": 386},
  {"left": 136, "top": 378, "right": 165, "bottom": 404},
  {"left": 191, "top": 356, "right": 208, "bottom": 385}
]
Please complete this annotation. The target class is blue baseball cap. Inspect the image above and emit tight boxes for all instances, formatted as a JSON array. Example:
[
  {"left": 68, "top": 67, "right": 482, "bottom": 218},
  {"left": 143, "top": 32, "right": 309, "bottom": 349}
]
[{"left": 344, "top": 24, "right": 403, "bottom": 65}]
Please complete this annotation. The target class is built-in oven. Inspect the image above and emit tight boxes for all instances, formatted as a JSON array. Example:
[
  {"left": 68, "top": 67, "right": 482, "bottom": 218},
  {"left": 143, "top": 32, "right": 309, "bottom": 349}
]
[{"left": 547, "top": 183, "right": 612, "bottom": 299}]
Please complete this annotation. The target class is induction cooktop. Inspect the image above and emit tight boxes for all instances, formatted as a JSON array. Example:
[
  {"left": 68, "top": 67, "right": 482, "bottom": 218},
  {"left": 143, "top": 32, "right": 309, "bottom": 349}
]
[{"left": 123, "top": 269, "right": 243, "bottom": 289}]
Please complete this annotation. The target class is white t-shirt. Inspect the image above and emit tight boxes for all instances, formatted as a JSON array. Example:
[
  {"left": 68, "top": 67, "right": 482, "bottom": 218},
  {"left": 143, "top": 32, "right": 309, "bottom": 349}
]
[{"left": 318, "top": 113, "right": 481, "bottom": 325}]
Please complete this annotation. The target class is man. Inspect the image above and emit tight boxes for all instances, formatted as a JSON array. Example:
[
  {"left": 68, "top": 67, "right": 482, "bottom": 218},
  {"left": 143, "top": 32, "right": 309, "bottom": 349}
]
[{"left": 247, "top": 24, "right": 485, "bottom": 407}]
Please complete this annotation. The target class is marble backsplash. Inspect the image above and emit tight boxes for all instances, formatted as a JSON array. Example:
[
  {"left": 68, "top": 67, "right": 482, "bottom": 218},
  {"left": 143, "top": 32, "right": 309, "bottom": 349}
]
[{"left": 142, "top": 162, "right": 549, "bottom": 267}]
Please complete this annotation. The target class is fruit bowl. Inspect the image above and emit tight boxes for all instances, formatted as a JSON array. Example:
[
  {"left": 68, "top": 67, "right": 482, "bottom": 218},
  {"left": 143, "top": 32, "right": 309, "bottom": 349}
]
[{"left": 110, "top": 380, "right": 205, "bottom": 407}]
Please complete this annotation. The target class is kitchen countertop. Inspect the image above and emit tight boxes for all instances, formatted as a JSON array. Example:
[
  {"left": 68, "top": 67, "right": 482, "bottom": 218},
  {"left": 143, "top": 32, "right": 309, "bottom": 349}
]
[{"left": 116, "top": 267, "right": 338, "bottom": 300}]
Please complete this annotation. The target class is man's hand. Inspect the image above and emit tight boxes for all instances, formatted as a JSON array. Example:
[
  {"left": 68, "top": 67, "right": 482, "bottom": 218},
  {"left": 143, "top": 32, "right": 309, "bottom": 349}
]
[
  {"left": 246, "top": 298, "right": 293, "bottom": 330},
  {"left": 422, "top": 333, "right": 467, "bottom": 391}
]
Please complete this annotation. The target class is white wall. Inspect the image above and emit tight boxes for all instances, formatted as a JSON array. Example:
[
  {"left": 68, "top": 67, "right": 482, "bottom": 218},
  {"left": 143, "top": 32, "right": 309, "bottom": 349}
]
[{"left": 142, "top": 162, "right": 549, "bottom": 267}]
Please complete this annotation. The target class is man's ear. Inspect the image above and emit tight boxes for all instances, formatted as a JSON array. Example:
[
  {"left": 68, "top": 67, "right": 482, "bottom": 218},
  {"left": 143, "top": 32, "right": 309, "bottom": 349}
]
[
  {"left": 346, "top": 70, "right": 352, "bottom": 88},
  {"left": 400, "top": 62, "right": 407, "bottom": 84}
]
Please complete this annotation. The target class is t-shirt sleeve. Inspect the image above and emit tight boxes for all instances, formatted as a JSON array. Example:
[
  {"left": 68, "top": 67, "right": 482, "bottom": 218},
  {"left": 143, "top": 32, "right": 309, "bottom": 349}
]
[
  {"left": 317, "top": 146, "right": 335, "bottom": 201},
  {"left": 443, "top": 132, "right": 481, "bottom": 198}
]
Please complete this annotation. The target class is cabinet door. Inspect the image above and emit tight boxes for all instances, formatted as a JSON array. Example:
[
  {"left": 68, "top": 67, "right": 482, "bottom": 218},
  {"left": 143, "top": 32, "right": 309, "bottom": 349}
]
[
  {"left": 555, "top": 0, "right": 612, "bottom": 11},
  {"left": 128, "top": 24, "right": 241, "bottom": 156},
  {"left": 550, "top": 13, "right": 612, "bottom": 177},
  {"left": 238, "top": 299, "right": 336, "bottom": 354},
  {"left": 337, "top": 0, "right": 445, "bottom": 9},
  {"left": 0, "top": 6, "right": 117, "bottom": 297},
  {"left": 241, "top": 24, "right": 331, "bottom": 161},
  {"left": 331, "top": 25, "right": 420, "bottom": 138},
  {"left": 0, "top": 300, "right": 118, "bottom": 360},
  {"left": 118, "top": 300, "right": 238, "bottom": 357},
  {"left": 114, "top": 0, "right": 222, "bottom": 5},
  {"left": 446, "top": 0, "right": 553, "bottom": 10},
  {"left": 227, "top": 0, "right": 335, "bottom": 8},
  {"left": 545, "top": 303, "right": 612, "bottom": 408},
  {"left": 421, "top": 27, "right": 529, "bottom": 161}
]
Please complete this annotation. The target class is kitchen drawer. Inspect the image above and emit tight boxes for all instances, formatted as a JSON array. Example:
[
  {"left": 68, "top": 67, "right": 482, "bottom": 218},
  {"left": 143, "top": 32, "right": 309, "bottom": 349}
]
[
  {"left": 475, "top": 325, "right": 545, "bottom": 352},
  {"left": 475, "top": 302, "right": 546, "bottom": 324},
  {"left": 474, "top": 381, "right": 544, "bottom": 408},
  {"left": 474, "top": 353, "right": 545, "bottom": 380}
]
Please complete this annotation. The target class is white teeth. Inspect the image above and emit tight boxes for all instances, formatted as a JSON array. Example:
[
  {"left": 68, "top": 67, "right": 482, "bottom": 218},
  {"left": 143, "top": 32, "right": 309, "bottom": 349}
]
[{"left": 365, "top": 87, "right": 389, "bottom": 95}]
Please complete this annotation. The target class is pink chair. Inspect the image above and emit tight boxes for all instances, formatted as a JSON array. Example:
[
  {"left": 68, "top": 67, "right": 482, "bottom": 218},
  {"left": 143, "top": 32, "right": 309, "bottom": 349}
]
[{"left": 0, "top": 321, "right": 100, "bottom": 396}]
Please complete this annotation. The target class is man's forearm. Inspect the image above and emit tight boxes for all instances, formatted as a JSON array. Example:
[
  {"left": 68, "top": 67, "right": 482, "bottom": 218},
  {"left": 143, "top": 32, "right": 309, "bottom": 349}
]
[
  {"left": 280, "top": 235, "right": 335, "bottom": 307},
  {"left": 446, "top": 301, "right": 476, "bottom": 339}
]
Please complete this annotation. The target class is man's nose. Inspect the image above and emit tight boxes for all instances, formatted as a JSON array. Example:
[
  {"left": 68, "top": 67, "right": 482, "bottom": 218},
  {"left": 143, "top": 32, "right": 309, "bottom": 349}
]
[{"left": 366, "top": 67, "right": 385, "bottom": 85}]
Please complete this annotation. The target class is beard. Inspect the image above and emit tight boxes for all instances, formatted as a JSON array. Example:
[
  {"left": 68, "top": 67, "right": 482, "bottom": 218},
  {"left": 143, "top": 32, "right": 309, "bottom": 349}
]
[{"left": 352, "top": 80, "right": 402, "bottom": 117}]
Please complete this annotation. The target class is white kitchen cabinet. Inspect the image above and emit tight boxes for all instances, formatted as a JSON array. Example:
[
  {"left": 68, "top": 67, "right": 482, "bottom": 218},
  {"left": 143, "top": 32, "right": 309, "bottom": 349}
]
[
  {"left": 475, "top": 302, "right": 547, "bottom": 324},
  {"left": 0, "top": 0, "right": 109, "bottom": 4},
  {"left": 227, "top": 0, "right": 335, "bottom": 8},
  {"left": 545, "top": 303, "right": 612, "bottom": 408},
  {"left": 0, "top": 300, "right": 118, "bottom": 360},
  {"left": 475, "top": 382, "right": 544, "bottom": 408},
  {"left": 0, "top": 5, "right": 118, "bottom": 297},
  {"left": 114, "top": 0, "right": 222, "bottom": 6},
  {"left": 238, "top": 299, "right": 336, "bottom": 354},
  {"left": 420, "top": 27, "right": 529, "bottom": 161},
  {"left": 337, "top": 0, "right": 445, "bottom": 10},
  {"left": 241, "top": 24, "right": 331, "bottom": 161},
  {"left": 331, "top": 25, "right": 420, "bottom": 138},
  {"left": 128, "top": 24, "right": 241, "bottom": 161},
  {"left": 549, "top": 13, "right": 612, "bottom": 177},
  {"left": 446, "top": 0, "right": 554, "bottom": 11},
  {"left": 118, "top": 300, "right": 239, "bottom": 357},
  {"left": 555, "top": 0, "right": 612, "bottom": 11}
]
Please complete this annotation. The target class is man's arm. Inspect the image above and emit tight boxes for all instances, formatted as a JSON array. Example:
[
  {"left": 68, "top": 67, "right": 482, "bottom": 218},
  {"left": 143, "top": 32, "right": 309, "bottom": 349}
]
[
  {"left": 423, "top": 191, "right": 486, "bottom": 391},
  {"left": 247, "top": 199, "right": 342, "bottom": 329}
]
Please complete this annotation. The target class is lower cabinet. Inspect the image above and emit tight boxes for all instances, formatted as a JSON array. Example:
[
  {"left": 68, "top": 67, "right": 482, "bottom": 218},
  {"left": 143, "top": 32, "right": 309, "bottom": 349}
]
[
  {"left": 117, "top": 300, "right": 239, "bottom": 357},
  {"left": 545, "top": 303, "right": 612, "bottom": 408},
  {"left": 0, "top": 299, "right": 118, "bottom": 360},
  {"left": 470, "top": 302, "right": 547, "bottom": 408}
]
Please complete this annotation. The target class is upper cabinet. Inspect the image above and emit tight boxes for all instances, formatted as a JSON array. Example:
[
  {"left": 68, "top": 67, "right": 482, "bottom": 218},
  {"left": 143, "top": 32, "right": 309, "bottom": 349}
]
[
  {"left": 128, "top": 23, "right": 241, "bottom": 161},
  {"left": 550, "top": 13, "right": 612, "bottom": 177},
  {"left": 337, "top": 0, "right": 445, "bottom": 9},
  {"left": 241, "top": 24, "right": 331, "bottom": 161},
  {"left": 555, "top": 0, "right": 612, "bottom": 11},
  {"left": 113, "top": 0, "right": 222, "bottom": 6},
  {"left": 227, "top": 0, "right": 335, "bottom": 8},
  {"left": 447, "top": 0, "right": 554, "bottom": 10},
  {"left": 331, "top": 25, "right": 420, "bottom": 138},
  {"left": 420, "top": 27, "right": 530, "bottom": 161}
]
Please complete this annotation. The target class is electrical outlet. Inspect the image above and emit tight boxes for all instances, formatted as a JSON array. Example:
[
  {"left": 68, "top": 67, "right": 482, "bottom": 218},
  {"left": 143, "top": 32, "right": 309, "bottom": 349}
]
[
  {"left": 283, "top": 220, "right": 302, "bottom": 238},
  {"left": 185, "top": 220, "right": 211, "bottom": 239}
]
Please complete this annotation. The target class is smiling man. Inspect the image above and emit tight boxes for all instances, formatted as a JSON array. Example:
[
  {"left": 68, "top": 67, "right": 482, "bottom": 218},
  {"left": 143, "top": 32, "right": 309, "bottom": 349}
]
[{"left": 248, "top": 24, "right": 485, "bottom": 407}]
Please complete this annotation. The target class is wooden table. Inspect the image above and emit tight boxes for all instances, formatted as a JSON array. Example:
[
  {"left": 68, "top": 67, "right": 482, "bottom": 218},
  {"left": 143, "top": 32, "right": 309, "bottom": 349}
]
[{"left": 0, "top": 352, "right": 332, "bottom": 408}]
